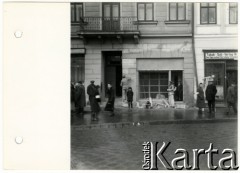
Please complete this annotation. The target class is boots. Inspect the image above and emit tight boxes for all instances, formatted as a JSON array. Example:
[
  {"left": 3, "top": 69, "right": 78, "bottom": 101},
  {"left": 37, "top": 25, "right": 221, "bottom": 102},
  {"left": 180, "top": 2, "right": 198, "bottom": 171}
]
[
  {"left": 91, "top": 112, "right": 99, "bottom": 121},
  {"left": 95, "top": 113, "right": 99, "bottom": 121},
  {"left": 91, "top": 112, "right": 95, "bottom": 121}
]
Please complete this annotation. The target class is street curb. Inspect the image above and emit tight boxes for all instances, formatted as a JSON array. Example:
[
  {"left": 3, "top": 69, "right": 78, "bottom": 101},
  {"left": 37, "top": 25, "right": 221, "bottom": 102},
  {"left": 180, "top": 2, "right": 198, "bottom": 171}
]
[{"left": 71, "top": 118, "right": 237, "bottom": 130}]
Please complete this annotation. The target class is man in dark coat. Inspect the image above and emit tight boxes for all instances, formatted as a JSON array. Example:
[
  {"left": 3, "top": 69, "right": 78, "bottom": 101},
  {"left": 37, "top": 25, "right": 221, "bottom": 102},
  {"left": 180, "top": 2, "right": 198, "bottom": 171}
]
[
  {"left": 74, "top": 81, "right": 86, "bottom": 115},
  {"left": 127, "top": 87, "right": 134, "bottom": 109},
  {"left": 175, "top": 81, "right": 183, "bottom": 101},
  {"left": 205, "top": 80, "right": 217, "bottom": 113},
  {"left": 226, "top": 83, "right": 237, "bottom": 115},
  {"left": 196, "top": 83, "right": 205, "bottom": 113},
  {"left": 87, "top": 80, "right": 100, "bottom": 120},
  {"left": 71, "top": 82, "right": 75, "bottom": 102},
  {"left": 105, "top": 83, "right": 115, "bottom": 116}
]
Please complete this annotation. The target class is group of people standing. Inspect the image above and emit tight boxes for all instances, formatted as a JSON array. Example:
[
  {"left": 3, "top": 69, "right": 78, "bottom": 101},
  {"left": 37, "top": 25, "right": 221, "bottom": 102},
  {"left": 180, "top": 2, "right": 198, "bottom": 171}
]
[
  {"left": 71, "top": 77, "right": 237, "bottom": 117},
  {"left": 71, "top": 80, "right": 116, "bottom": 121},
  {"left": 196, "top": 80, "right": 237, "bottom": 115}
]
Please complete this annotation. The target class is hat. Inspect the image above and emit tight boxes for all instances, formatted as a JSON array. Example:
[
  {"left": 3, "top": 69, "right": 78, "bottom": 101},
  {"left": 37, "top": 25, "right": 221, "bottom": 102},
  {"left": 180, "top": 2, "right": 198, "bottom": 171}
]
[{"left": 90, "top": 80, "right": 95, "bottom": 83}]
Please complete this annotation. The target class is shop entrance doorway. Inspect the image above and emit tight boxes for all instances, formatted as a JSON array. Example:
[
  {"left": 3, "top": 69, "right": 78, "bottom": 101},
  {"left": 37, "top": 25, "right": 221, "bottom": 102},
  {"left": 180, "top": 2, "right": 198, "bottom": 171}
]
[
  {"left": 103, "top": 51, "right": 122, "bottom": 98},
  {"left": 171, "top": 71, "right": 183, "bottom": 101}
]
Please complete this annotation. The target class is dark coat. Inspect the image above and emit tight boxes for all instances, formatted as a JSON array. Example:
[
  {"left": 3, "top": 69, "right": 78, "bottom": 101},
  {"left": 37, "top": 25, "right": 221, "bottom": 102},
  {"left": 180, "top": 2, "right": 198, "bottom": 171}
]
[
  {"left": 205, "top": 84, "right": 217, "bottom": 101},
  {"left": 105, "top": 87, "right": 115, "bottom": 111},
  {"left": 196, "top": 87, "right": 205, "bottom": 108},
  {"left": 71, "top": 84, "right": 75, "bottom": 102},
  {"left": 107, "top": 87, "right": 115, "bottom": 102},
  {"left": 226, "top": 86, "right": 237, "bottom": 104},
  {"left": 74, "top": 85, "right": 86, "bottom": 108},
  {"left": 87, "top": 84, "right": 100, "bottom": 113},
  {"left": 127, "top": 90, "right": 134, "bottom": 102}
]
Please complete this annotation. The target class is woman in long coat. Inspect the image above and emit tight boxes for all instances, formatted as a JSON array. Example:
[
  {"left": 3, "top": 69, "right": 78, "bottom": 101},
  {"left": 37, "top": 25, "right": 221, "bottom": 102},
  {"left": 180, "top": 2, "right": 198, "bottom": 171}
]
[
  {"left": 105, "top": 83, "right": 115, "bottom": 116},
  {"left": 196, "top": 83, "right": 205, "bottom": 113}
]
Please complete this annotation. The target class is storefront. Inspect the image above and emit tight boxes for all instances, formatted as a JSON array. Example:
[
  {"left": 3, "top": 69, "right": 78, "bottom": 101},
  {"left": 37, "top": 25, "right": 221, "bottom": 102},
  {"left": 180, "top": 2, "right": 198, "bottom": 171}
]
[
  {"left": 204, "top": 50, "right": 238, "bottom": 103},
  {"left": 137, "top": 58, "right": 184, "bottom": 101}
]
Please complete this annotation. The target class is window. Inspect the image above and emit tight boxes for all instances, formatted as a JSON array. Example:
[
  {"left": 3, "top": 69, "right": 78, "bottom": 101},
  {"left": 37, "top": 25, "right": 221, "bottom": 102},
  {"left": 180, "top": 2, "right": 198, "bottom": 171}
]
[
  {"left": 200, "top": 3, "right": 217, "bottom": 24},
  {"left": 71, "top": 3, "right": 83, "bottom": 22},
  {"left": 139, "top": 72, "right": 169, "bottom": 99},
  {"left": 169, "top": 3, "right": 186, "bottom": 21},
  {"left": 229, "top": 3, "right": 238, "bottom": 24},
  {"left": 137, "top": 3, "right": 154, "bottom": 21}
]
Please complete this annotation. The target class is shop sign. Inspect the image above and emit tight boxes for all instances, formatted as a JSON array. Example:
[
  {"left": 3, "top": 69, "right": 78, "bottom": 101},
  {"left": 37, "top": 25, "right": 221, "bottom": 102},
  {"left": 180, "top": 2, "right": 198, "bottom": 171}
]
[{"left": 205, "top": 52, "right": 238, "bottom": 60}]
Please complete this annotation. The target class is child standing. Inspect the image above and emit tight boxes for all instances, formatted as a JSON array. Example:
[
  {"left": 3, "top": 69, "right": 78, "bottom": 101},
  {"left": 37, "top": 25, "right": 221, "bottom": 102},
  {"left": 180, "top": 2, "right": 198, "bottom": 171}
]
[{"left": 127, "top": 87, "right": 134, "bottom": 109}]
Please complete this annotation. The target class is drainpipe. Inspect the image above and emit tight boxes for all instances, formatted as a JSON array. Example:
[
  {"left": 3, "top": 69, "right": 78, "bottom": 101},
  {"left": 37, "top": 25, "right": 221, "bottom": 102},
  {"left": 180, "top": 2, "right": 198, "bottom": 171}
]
[{"left": 192, "top": 3, "right": 198, "bottom": 87}]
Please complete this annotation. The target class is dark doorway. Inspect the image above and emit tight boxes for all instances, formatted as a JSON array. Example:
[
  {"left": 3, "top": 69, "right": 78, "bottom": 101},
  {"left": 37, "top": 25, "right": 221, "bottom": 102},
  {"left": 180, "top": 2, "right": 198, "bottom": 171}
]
[
  {"left": 104, "top": 51, "right": 122, "bottom": 97},
  {"left": 102, "top": 3, "right": 120, "bottom": 31}
]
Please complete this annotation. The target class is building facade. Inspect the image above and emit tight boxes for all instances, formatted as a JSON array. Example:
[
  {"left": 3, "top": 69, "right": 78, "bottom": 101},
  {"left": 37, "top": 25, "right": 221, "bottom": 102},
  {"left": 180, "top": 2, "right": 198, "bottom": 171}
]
[
  {"left": 194, "top": 2, "right": 238, "bottom": 105},
  {"left": 71, "top": 2, "right": 237, "bottom": 106}
]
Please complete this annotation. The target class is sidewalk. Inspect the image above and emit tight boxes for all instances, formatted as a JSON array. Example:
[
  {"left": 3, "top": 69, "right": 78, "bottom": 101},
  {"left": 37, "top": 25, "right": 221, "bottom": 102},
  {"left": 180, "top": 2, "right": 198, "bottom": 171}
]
[{"left": 71, "top": 105, "right": 237, "bottom": 129}]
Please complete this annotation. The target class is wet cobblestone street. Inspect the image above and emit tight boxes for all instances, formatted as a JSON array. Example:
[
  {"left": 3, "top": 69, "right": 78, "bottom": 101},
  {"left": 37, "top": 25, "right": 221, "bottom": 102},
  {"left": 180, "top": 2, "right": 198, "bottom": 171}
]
[{"left": 71, "top": 107, "right": 238, "bottom": 170}]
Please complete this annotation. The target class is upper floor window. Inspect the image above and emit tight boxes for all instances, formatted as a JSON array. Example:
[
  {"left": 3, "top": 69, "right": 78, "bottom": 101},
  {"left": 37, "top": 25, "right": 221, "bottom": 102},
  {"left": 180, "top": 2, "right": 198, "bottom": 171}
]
[
  {"left": 137, "top": 3, "right": 154, "bottom": 21},
  {"left": 200, "top": 3, "right": 217, "bottom": 24},
  {"left": 229, "top": 3, "right": 238, "bottom": 24},
  {"left": 71, "top": 3, "right": 83, "bottom": 23},
  {"left": 169, "top": 3, "right": 186, "bottom": 21}
]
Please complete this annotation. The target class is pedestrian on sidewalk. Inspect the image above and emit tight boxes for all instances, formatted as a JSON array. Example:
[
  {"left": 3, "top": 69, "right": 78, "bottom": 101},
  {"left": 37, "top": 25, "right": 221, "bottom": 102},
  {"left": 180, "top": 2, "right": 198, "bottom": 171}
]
[
  {"left": 120, "top": 75, "right": 129, "bottom": 102},
  {"left": 127, "top": 87, "right": 134, "bottom": 109},
  {"left": 71, "top": 82, "right": 75, "bottom": 102},
  {"left": 74, "top": 81, "right": 86, "bottom": 115},
  {"left": 167, "top": 81, "right": 176, "bottom": 108},
  {"left": 94, "top": 85, "right": 101, "bottom": 120},
  {"left": 87, "top": 80, "right": 100, "bottom": 121},
  {"left": 226, "top": 82, "right": 237, "bottom": 115},
  {"left": 205, "top": 79, "right": 217, "bottom": 113},
  {"left": 175, "top": 81, "right": 183, "bottom": 101},
  {"left": 196, "top": 83, "right": 205, "bottom": 114},
  {"left": 105, "top": 83, "right": 115, "bottom": 116}
]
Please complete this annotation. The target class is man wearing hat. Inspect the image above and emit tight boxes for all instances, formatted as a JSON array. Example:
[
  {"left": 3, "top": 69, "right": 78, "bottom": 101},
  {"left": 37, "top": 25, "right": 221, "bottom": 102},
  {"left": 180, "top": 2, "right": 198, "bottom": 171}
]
[
  {"left": 205, "top": 78, "right": 217, "bottom": 113},
  {"left": 87, "top": 80, "right": 100, "bottom": 120}
]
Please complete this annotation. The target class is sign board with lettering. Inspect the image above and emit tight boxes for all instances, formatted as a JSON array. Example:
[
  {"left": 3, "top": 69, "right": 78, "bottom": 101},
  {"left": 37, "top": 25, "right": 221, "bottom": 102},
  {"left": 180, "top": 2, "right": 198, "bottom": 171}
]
[{"left": 205, "top": 52, "right": 238, "bottom": 60}]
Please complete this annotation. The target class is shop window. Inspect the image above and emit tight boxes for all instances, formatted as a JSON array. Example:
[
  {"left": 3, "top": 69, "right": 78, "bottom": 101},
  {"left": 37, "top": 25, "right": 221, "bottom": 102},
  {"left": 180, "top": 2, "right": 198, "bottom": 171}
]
[
  {"left": 139, "top": 72, "right": 169, "bottom": 99},
  {"left": 137, "top": 3, "right": 154, "bottom": 21},
  {"left": 200, "top": 3, "right": 217, "bottom": 24},
  {"left": 71, "top": 3, "right": 83, "bottom": 23},
  {"left": 169, "top": 3, "right": 186, "bottom": 21},
  {"left": 229, "top": 3, "right": 238, "bottom": 24}
]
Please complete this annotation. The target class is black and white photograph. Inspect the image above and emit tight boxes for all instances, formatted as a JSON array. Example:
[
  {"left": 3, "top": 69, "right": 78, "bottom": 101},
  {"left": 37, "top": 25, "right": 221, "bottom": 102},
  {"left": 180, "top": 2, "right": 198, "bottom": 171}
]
[
  {"left": 70, "top": 1, "right": 238, "bottom": 170},
  {"left": 2, "top": 0, "right": 239, "bottom": 171}
]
